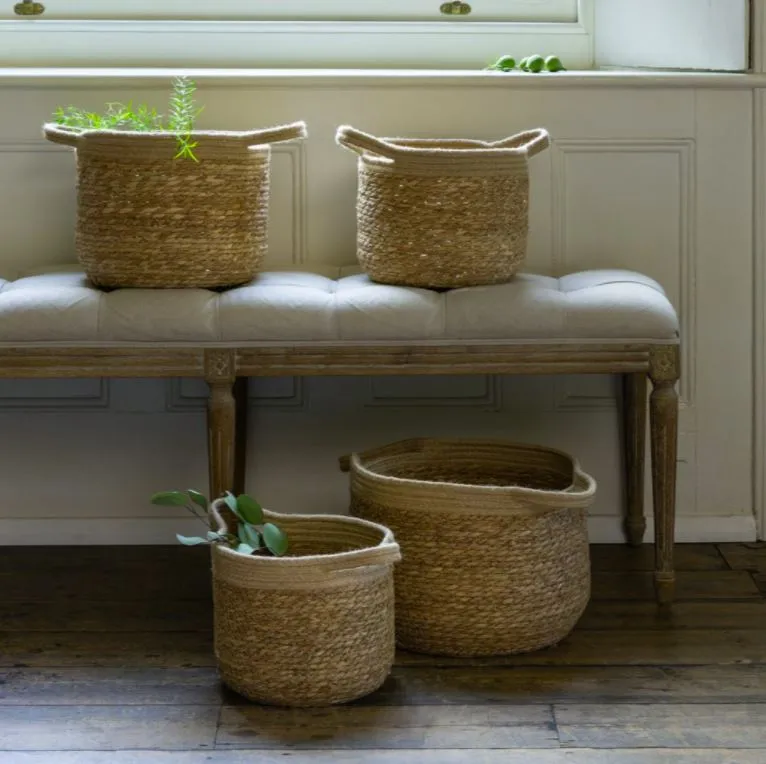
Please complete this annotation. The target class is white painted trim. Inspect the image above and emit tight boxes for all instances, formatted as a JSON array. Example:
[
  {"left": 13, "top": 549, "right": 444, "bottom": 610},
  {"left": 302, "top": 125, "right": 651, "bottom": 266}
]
[
  {"left": 754, "top": 89, "right": 766, "bottom": 540},
  {"left": 2, "top": 0, "right": 579, "bottom": 22},
  {"left": 0, "top": 68, "right": 763, "bottom": 90},
  {"left": 587, "top": 514, "right": 758, "bottom": 544},
  {"left": 1, "top": 512, "right": 757, "bottom": 544}
]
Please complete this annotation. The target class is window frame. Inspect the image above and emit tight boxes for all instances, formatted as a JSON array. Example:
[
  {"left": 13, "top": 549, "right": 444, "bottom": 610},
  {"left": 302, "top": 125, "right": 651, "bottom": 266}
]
[
  {"left": 0, "top": 0, "right": 594, "bottom": 69},
  {"left": 4, "top": 0, "right": 580, "bottom": 22}
]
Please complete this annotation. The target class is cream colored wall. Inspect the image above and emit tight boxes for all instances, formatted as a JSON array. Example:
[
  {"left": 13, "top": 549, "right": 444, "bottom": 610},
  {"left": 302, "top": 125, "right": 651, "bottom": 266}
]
[{"left": 0, "top": 73, "right": 756, "bottom": 543}]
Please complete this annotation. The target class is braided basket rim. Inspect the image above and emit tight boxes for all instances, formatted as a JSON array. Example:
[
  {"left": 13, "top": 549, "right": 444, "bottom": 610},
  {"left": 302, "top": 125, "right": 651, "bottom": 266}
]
[
  {"left": 213, "top": 509, "right": 400, "bottom": 569},
  {"left": 349, "top": 437, "right": 596, "bottom": 500}
]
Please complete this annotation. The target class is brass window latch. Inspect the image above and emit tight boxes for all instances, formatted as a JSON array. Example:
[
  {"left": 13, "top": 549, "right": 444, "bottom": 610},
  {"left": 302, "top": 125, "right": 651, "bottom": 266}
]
[
  {"left": 440, "top": 1, "right": 471, "bottom": 16},
  {"left": 14, "top": 1, "right": 45, "bottom": 15}
]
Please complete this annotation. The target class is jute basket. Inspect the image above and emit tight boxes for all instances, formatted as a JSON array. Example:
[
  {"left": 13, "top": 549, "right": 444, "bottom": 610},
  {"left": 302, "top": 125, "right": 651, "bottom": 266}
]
[
  {"left": 209, "top": 501, "right": 401, "bottom": 707},
  {"left": 43, "top": 122, "right": 307, "bottom": 289},
  {"left": 342, "top": 439, "right": 596, "bottom": 657},
  {"left": 336, "top": 125, "right": 550, "bottom": 289}
]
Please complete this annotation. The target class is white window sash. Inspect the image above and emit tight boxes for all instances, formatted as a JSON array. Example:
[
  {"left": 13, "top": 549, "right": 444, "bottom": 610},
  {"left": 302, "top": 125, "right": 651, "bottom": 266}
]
[
  {"left": 0, "top": 1, "right": 594, "bottom": 69},
  {"left": 3, "top": 0, "right": 578, "bottom": 22}
]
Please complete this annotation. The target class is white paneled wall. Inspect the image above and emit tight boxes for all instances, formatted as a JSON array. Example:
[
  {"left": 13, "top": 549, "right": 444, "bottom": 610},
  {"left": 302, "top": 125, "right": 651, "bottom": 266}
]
[{"left": 0, "top": 73, "right": 757, "bottom": 543}]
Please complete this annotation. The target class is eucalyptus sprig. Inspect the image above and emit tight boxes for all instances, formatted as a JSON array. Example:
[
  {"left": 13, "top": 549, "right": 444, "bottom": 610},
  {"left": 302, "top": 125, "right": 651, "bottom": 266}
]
[
  {"left": 150, "top": 489, "right": 289, "bottom": 557},
  {"left": 53, "top": 76, "right": 205, "bottom": 161}
]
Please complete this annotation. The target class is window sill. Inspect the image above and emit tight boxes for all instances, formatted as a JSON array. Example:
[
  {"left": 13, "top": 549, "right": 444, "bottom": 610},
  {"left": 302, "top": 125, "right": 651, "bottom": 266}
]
[{"left": 0, "top": 67, "right": 759, "bottom": 89}]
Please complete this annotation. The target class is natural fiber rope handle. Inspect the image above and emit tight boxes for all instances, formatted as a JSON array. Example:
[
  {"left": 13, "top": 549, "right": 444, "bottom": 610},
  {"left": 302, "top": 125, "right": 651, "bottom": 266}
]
[
  {"left": 236, "top": 121, "right": 308, "bottom": 147},
  {"left": 339, "top": 448, "right": 596, "bottom": 511},
  {"left": 42, "top": 121, "right": 307, "bottom": 149},
  {"left": 488, "top": 127, "right": 550, "bottom": 158},
  {"left": 336, "top": 124, "right": 550, "bottom": 160},
  {"left": 209, "top": 498, "right": 401, "bottom": 571},
  {"left": 43, "top": 123, "right": 83, "bottom": 148}
]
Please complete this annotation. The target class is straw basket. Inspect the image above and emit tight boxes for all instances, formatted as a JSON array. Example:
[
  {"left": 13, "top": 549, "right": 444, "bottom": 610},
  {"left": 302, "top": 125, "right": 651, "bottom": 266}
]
[
  {"left": 336, "top": 125, "right": 550, "bottom": 289},
  {"left": 43, "top": 122, "right": 307, "bottom": 289},
  {"left": 209, "top": 501, "right": 401, "bottom": 707},
  {"left": 342, "top": 439, "right": 596, "bottom": 657}
]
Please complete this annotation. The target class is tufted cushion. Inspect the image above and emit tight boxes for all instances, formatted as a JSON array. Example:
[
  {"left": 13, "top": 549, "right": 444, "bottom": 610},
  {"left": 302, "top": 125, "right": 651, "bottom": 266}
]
[{"left": 0, "top": 265, "right": 679, "bottom": 346}]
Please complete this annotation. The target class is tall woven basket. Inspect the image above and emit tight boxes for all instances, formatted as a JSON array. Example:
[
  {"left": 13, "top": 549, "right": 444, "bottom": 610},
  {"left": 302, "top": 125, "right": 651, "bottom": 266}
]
[
  {"left": 342, "top": 439, "right": 596, "bottom": 657},
  {"left": 43, "top": 122, "right": 307, "bottom": 289},
  {"left": 209, "top": 502, "right": 401, "bottom": 707},
  {"left": 336, "top": 125, "right": 550, "bottom": 289}
]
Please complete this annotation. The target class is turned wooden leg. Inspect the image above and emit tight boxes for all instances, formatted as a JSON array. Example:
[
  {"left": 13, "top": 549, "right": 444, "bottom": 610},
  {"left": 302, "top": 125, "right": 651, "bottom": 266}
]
[
  {"left": 233, "top": 377, "right": 249, "bottom": 496},
  {"left": 622, "top": 373, "right": 648, "bottom": 547},
  {"left": 205, "top": 350, "right": 236, "bottom": 505},
  {"left": 649, "top": 345, "right": 680, "bottom": 607}
]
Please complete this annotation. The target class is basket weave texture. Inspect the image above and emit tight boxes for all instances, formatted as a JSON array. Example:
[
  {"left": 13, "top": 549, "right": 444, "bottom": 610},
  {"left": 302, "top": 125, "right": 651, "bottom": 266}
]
[
  {"left": 343, "top": 439, "right": 596, "bottom": 657},
  {"left": 336, "top": 126, "right": 550, "bottom": 289},
  {"left": 43, "top": 122, "right": 307, "bottom": 289},
  {"left": 210, "top": 504, "right": 401, "bottom": 707}
]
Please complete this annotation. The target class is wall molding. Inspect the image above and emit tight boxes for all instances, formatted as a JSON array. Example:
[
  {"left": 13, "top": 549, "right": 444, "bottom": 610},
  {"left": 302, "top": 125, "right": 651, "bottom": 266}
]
[
  {"left": 551, "top": 138, "right": 696, "bottom": 408},
  {"left": 0, "top": 378, "right": 110, "bottom": 411},
  {"left": 272, "top": 143, "right": 308, "bottom": 265},
  {"left": 755, "top": 89, "right": 766, "bottom": 540},
  {"left": 165, "top": 377, "right": 307, "bottom": 412},
  {"left": 553, "top": 375, "right": 619, "bottom": 412},
  {"left": 366, "top": 375, "right": 503, "bottom": 409}
]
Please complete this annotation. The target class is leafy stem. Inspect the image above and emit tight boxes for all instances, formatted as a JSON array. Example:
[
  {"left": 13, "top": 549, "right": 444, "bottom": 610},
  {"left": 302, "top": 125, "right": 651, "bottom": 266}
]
[
  {"left": 53, "top": 76, "right": 204, "bottom": 161},
  {"left": 150, "top": 489, "right": 289, "bottom": 557}
]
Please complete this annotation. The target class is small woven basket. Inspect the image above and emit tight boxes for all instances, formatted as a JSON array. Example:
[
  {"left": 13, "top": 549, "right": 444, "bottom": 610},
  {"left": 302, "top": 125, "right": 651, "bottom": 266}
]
[
  {"left": 336, "top": 125, "right": 550, "bottom": 289},
  {"left": 209, "top": 501, "right": 401, "bottom": 707},
  {"left": 342, "top": 439, "right": 596, "bottom": 657},
  {"left": 43, "top": 122, "right": 307, "bottom": 289}
]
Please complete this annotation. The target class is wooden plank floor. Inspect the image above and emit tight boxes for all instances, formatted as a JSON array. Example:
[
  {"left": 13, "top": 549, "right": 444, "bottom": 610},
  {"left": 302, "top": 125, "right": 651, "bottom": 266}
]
[{"left": 2, "top": 542, "right": 766, "bottom": 762}]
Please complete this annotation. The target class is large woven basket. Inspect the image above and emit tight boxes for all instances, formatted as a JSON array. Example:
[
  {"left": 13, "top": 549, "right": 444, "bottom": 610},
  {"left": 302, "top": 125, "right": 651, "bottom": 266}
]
[
  {"left": 336, "top": 125, "right": 550, "bottom": 289},
  {"left": 43, "top": 122, "right": 307, "bottom": 289},
  {"left": 209, "top": 502, "right": 401, "bottom": 707},
  {"left": 342, "top": 439, "right": 596, "bottom": 657}
]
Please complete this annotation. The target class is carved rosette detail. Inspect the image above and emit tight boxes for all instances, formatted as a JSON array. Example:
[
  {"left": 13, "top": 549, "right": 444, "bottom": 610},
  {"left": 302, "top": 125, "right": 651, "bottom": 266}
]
[
  {"left": 649, "top": 345, "right": 680, "bottom": 384},
  {"left": 204, "top": 349, "right": 236, "bottom": 383}
]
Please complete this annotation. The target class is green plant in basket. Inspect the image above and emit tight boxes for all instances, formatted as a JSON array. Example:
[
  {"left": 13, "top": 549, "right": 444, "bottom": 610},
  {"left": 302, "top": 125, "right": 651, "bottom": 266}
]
[
  {"left": 53, "top": 75, "right": 204, "bottom": 161},
  {"left": 150, "top": 489, "right": 289, "bottom": 557}
]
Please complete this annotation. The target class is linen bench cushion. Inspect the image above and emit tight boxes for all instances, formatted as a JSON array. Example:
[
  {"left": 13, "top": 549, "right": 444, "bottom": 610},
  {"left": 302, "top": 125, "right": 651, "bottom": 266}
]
[{"left": 0, "top": 265, "right": 679, "bottom": 345}]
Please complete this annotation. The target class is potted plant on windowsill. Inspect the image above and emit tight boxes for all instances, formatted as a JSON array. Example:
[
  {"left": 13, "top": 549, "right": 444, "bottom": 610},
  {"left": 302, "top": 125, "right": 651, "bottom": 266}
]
[
  {"left": 151, "top": 488, "right": 401, "bottom": 707},
  {"left": 44, "top": 76, "right": 307, "bottom": 290}
]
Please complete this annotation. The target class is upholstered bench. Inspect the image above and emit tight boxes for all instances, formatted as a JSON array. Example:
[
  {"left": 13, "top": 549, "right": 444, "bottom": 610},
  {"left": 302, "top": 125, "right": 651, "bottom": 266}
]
[{"left": 0, "top": 264, "right": 680, "bottom": 603}]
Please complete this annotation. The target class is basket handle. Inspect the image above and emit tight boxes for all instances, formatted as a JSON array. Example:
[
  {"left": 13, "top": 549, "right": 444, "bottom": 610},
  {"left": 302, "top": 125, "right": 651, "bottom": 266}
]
[
  {"left": 237, "top": 121, "right": 308, "bottom": 147},
  {"left": 523, "top": 464, "right": 597, "bottom": 510},
  {"left": 489, "top": 128, "right": 551, "bottom": 158},
  {"left": 43, "top": 123, "right": 82, "bottom": 148},
  {"left": 335, "top": 125, "right": 403, "bottom": 160},
  {"left": 209, "top": 498, "right": 401, "bottom": 571}
]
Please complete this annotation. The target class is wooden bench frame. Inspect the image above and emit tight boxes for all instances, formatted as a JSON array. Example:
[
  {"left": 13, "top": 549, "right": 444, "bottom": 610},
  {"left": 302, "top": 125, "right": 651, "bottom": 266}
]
[{"left": 0, "top": 339, "right": 680, "bottom": 605}]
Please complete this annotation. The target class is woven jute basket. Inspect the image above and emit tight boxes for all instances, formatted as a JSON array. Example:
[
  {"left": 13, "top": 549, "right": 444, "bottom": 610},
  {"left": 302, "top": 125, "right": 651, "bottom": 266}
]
[
  {"left": 209, "top": 501, "right": 401, "bottom": 707},
  {"left": 342, "top": 438, "right": 596, "bottom": 657},
  {"left": 336, "top": 125, "right": 550, "bottom": 289},
  {"left": 43, "top": 122, "right": 307, "bottom": 289}
]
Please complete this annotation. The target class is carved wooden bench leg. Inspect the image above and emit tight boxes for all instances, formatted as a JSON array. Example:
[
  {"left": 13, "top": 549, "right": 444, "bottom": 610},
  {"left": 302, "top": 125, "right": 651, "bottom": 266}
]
[
  {"left": 205, "top": 350, "right": 236, "bottom": 504},
  {"left": 622, "top": 372, "right": 648, "bottom": 547},
  {"left": 233, "top": 377, "right": 249, "bottom": 495},
  {"left": 649, "top": 345, "right": 680, "bottom": 607}
]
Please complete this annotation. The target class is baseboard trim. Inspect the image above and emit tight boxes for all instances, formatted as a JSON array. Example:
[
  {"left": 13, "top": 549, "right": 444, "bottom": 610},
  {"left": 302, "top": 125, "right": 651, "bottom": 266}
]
[
  {"left": 587, "top": 514, "right": 758, "bottom": 544},
  {"left": 0, "top": 513, "right": 759, "bottom": 545}
]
